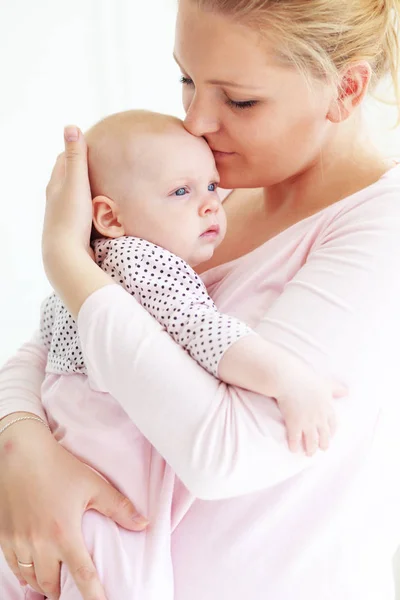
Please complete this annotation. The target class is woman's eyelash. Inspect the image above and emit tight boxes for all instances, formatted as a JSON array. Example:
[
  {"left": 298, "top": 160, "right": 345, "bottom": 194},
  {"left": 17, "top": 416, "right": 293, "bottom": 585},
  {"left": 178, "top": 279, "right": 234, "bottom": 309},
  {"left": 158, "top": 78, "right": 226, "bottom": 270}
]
[
  {"left": 180, "top": 75, "right": 257, "bottom": 110},
  {"left": 226, "top": 99, "right": 258, "bottom": 110},
  {"left": 180, "top": 76, "right": 193, "bottom": 85}
]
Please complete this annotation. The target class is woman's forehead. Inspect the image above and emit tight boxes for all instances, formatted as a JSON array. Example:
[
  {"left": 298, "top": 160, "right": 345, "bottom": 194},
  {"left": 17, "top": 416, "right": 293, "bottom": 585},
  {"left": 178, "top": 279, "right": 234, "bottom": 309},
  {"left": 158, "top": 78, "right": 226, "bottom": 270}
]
[
  {"left": 174, "top": 2, "right": 294, "bottom": 91},
  {"left": 174, "top": 3, "right": 327, "bottom": 99},
  {"left": 175, "top": 2, "right": 272, "bottom": 69}
]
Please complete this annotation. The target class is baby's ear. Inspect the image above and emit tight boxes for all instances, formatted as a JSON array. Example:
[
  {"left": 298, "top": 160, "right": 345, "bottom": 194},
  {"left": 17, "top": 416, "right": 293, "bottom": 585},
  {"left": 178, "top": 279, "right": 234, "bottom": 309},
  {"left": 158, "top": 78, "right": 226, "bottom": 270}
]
[{"left": 92, "top": 195, "right": 125, "bottom": 238}]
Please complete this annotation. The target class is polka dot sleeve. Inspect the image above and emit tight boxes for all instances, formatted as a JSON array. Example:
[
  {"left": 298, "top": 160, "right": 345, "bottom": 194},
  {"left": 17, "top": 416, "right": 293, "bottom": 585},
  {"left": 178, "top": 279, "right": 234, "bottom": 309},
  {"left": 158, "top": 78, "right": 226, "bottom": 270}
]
[
  {"left": 39, "top": 237, "right": 252, "bottom": 377},
  {"left": 40, "top": 293, "right": 56, "bottom": 350},
  {"left": 94, "top": 237, "right": 252, "bottom": 377},
  {"left": 39, "top": 291, "right": 86, "bottom": 374}
]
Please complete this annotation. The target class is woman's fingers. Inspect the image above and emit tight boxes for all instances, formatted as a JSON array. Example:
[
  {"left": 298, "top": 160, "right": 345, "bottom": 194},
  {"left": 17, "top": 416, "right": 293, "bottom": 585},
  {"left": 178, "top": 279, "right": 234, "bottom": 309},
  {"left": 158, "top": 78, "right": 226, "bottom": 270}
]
[
  {"left": 62, "top": 534, "right": 107, "bottom": 600},
  {"left": 13, "top": 539, "right": 43, "bottom": 592},
  {"left": 287, "top": 431, "right": 302, "bottom": 453},
  {"left": 87, "top": 475, "right": 149, "bottom": 532},
  {"left": 46, "top": 153, "right": 66, "bottom": 194},
  {"left": 33, "top": 550, "right": 61, "bottom": 600},
  {"left": 1, "top": 546, "right": 28, "bottom": 587},
  {"left": 43, "top": 125, "right": 93, "bottom": 262},
  {"left": 63, "top": 126, "right": 89, "bottom": 185},
  {"left": 303, "top": 427, "right": 319, "bottom": 456},
  {"left": 45, "top": 128, "right": 86, "bottom": 199},
  {"left": 285, "top": 416, "right": 302, "bottom": 453},
  {"left": 317, "top": 425, "right": 331, "bottom": 451},
  {"left": 14, "top": 555, "right": 44, "bottom": 595},
  {"left": 0, "top": 423, "right": 148, "bottom": 599}
]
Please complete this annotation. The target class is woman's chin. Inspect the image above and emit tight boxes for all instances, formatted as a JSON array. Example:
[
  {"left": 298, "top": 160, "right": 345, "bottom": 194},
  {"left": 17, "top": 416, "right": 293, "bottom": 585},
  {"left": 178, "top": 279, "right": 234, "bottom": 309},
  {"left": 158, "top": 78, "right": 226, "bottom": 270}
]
[
  {"left": 218, "top": 164, "right": 279, "bottom": 190},
  {"left": 218, "top": 170, "right": 258, "bottom": 190},
  {"left": 216, "top": 159, "right": 259, "bottom": 190}
]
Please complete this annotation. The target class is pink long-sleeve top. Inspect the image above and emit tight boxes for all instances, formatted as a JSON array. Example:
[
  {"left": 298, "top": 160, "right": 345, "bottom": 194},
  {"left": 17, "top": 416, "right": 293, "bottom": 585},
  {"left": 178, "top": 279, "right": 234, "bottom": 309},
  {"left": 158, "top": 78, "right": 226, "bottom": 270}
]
[{"left": 2, "top": 167, "right": 400, "bottom": 599}]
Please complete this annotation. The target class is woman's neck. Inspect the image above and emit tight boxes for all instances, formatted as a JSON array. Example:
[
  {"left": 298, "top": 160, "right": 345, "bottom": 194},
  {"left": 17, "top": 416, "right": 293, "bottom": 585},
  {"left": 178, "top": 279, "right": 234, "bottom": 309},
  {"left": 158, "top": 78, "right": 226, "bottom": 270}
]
[
  {"left": 198, "top": 118, "right": 394, "bottom": 273},
  {"left": 262, "top": 118, "right": 392, "bottom": 222}
]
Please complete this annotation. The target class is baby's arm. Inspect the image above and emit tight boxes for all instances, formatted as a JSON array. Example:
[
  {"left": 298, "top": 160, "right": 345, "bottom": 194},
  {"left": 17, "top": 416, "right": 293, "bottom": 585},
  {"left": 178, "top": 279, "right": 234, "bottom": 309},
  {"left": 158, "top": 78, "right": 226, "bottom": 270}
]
[
  {"left": 218, "top": 335, "right": 341, "bottom": 455},
  {"left": 96, "top": 238, "right": 340, "bottom": 455}
]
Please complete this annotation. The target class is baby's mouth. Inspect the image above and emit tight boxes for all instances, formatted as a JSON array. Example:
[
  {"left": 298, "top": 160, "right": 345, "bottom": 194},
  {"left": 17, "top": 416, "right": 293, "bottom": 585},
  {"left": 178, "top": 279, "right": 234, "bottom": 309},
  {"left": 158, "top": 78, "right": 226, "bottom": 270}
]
[{"left": 200, "top": 224, "right": 220, "bottom": 238}]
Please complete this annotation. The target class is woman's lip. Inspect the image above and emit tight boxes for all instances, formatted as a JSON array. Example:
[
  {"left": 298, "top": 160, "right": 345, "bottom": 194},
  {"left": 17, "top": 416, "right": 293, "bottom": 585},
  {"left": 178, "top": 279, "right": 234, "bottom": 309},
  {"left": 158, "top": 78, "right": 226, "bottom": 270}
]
[
  {"left": 212, "top": 149, "right": 235, "bottom": 155},
  {"left": 212, "top": 150, "right": 236, "bottom": 160}
]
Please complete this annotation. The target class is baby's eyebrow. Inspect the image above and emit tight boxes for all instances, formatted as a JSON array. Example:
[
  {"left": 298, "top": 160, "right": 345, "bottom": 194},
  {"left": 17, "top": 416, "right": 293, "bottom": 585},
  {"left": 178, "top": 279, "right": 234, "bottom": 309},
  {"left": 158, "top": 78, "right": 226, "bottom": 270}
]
[{"left": 167, "top": 177, "right": 191, "bottom": 187}]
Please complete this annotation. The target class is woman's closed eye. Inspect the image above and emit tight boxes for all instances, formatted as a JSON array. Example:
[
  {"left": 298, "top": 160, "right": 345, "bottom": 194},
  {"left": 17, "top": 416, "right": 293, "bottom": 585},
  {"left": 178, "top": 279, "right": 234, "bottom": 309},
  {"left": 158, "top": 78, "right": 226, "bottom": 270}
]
[
  {"left": 180, "top": 76, "right": 258, "bottom": 111},
  {"left": 180, "top": 75, "right": 193, "bottom": 86},
  {"left": 226, "top": 99, "right": 258, "bottom": 110}
]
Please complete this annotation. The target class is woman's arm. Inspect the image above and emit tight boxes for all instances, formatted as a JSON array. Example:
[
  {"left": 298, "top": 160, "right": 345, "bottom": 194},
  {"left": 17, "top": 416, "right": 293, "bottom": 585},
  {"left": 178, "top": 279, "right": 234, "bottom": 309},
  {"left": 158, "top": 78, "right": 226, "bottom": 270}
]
[
  {"left": 0, "top": 333, "right": 147, "bottom": 599},
  {"left": 70, "top": 192, "right": 400, "bottom": 500},
  {"left": 43, "top": 129, "right": 400, "bottom": 500},
  {"left": 0, "top": 332, "right": 48, "bottom": 422},
  {"left": 93, "top": 238, "right": 338, "bottom": 456}
]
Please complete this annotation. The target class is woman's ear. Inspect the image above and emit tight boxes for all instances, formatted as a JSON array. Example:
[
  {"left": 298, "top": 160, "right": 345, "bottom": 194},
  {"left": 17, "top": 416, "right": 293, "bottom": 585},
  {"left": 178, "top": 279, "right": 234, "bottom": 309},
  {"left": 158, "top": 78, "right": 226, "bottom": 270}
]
[
  {"left": 327, "top": 61, "right": 372, "bottom": 123},
  {"left": 92, "top": 195, "right": 125, "bottom": 238}
]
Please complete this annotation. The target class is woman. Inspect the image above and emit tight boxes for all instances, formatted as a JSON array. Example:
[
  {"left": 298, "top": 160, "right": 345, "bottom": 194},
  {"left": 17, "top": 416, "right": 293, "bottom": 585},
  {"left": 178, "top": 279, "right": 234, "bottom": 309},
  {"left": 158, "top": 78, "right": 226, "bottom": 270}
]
[{"left": 2, "top": 0, "right": 400, "bottom": 599}]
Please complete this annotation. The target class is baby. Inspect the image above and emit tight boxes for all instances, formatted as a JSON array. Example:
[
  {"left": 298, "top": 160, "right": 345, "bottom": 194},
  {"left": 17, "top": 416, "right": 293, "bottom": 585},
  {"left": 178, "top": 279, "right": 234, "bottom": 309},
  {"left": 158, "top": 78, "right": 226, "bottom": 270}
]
[
  {"left": 34, "top": 110, "right": 339, "bottom": 599},
  {"left": 44, "top": 110, "right": 338, "bottom": 444}
]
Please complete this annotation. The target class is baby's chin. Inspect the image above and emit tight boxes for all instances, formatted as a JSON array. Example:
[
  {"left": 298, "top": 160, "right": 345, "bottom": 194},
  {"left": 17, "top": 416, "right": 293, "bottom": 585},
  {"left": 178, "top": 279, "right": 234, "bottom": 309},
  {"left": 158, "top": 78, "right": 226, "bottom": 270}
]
[{"left": 188, "top": 244, "right": 216, "bottom": 269}]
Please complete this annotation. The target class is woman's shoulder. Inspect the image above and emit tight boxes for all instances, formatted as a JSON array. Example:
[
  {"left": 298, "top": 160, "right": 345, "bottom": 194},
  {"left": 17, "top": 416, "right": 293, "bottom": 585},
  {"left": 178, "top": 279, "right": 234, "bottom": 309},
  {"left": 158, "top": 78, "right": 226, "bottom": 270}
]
[
  {"left": 309, "top": 168, "right": 400, "bottom": 271},
  {"left": 323, "top": 164, "right": 400, "bottom": 232}
]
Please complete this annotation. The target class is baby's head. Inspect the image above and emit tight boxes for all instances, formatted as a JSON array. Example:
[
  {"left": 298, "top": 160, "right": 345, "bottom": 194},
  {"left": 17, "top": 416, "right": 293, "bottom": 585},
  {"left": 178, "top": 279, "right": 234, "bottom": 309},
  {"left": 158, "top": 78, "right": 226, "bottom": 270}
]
[{"left": 86, "top": 110, "right": 226, "bottom": 267}]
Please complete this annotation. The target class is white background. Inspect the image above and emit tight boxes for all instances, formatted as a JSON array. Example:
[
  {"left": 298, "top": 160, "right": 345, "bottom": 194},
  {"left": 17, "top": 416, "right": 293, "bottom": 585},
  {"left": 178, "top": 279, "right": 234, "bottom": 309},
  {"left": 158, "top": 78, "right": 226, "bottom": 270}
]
[
  {"left": 1, "top": 1, "right": 400, "bottom": 589},
  {"left": 1, "top": 0, "right": 181, "bottom": 364}
]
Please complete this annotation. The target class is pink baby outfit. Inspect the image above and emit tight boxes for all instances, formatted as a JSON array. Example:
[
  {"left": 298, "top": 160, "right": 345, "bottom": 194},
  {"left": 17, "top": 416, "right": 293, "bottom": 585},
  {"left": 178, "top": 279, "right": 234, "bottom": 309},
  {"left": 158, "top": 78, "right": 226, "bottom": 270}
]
[{"left": 2, "top": 167, "right": 400, "bottom": 600}]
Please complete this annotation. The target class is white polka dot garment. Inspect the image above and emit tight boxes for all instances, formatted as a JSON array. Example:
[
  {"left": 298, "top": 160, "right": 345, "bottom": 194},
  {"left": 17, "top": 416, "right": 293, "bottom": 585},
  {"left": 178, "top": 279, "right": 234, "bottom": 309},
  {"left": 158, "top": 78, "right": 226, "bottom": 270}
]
[{"left": 40, "top": 237, "right": 252, "bottom": 377}]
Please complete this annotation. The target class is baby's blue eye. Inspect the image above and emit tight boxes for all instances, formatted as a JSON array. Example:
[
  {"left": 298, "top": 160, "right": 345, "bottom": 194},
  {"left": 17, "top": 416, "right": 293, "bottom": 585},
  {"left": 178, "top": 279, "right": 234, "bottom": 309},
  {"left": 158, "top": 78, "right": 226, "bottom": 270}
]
[
  {"left": 208, "top": 183, "right": 217, "bottom": 192},
  {"left": 175, "top": 188, "right": 187, "bottom": 196}
]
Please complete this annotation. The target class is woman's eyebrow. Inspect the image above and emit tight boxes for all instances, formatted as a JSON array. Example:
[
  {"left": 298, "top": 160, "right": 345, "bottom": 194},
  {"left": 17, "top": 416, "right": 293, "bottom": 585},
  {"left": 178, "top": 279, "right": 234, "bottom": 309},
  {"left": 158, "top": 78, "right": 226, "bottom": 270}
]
[
  {"left": 173, "top": 53, "right": 262, "bottom": 90},
  {"left": 206, "top": 79, "right": 262, "bottom": 90}
]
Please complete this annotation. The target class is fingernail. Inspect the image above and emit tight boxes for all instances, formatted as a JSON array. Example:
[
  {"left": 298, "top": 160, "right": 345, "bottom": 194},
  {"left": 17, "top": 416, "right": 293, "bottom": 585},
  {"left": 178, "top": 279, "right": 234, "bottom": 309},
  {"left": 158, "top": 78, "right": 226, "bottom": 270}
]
[
  {"left": 132, "top": 513, "right": 149, "bottom": 527},
  {"left": 64, "top": 126, "right": 79, "bottom": 142}
]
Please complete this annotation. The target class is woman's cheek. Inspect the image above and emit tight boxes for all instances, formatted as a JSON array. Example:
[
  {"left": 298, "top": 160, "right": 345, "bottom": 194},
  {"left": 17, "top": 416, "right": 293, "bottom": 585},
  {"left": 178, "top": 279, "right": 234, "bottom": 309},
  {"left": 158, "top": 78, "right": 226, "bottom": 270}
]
[{"left": 182, "top": 87, "right": 194, "bottom": 114}]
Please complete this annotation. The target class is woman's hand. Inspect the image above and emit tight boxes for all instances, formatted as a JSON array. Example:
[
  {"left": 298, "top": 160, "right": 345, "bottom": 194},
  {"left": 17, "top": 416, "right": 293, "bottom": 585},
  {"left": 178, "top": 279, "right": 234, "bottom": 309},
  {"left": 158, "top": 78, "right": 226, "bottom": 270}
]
[
  {"left": 0, "top": 415, "right": 148, "bottom": 600},
  {"left": 43, "top": 126, "right": 93, "bottom": 258},
  {"left": 42, "top": 127, "right": 112, "bottom": 318}
]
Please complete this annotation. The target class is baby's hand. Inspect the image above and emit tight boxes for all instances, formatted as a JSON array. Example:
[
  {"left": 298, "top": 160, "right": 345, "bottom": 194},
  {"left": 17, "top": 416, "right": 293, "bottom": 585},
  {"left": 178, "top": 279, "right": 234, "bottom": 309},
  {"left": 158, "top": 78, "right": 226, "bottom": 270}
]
[{"left": 276, "top": 373, "right": 345, "bottom": 456}]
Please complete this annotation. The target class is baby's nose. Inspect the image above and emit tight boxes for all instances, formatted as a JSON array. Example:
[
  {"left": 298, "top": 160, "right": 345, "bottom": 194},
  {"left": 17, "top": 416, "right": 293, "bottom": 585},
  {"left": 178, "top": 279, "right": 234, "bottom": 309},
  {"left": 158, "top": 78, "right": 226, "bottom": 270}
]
[{"left": 199, "top": 195, "right": 219, "bottom": 216}]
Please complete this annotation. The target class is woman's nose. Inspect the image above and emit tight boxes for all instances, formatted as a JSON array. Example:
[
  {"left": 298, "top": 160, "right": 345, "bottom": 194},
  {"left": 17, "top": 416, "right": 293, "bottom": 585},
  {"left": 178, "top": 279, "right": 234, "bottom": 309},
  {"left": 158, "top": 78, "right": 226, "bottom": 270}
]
[
  {"left": 184, "top": 94, "right": 219, "bottom": 137},
  {"left": 199, "top": 195, "right": 220, "bottom": 217}
]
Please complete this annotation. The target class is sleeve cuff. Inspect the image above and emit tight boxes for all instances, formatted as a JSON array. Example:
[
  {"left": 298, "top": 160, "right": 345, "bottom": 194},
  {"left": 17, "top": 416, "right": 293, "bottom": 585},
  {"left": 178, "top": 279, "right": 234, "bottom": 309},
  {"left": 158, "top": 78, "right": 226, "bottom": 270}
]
[{"left": 0, "top": 404, "right": 48, "bottom": 422}]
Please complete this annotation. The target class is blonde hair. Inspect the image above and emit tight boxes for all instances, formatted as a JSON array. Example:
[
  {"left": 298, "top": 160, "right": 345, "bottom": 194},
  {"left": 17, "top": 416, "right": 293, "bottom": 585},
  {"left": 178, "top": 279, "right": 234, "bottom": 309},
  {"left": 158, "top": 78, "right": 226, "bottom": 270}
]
[{"left": 194, "top": 0, "right": 400, "bottom": 111}]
